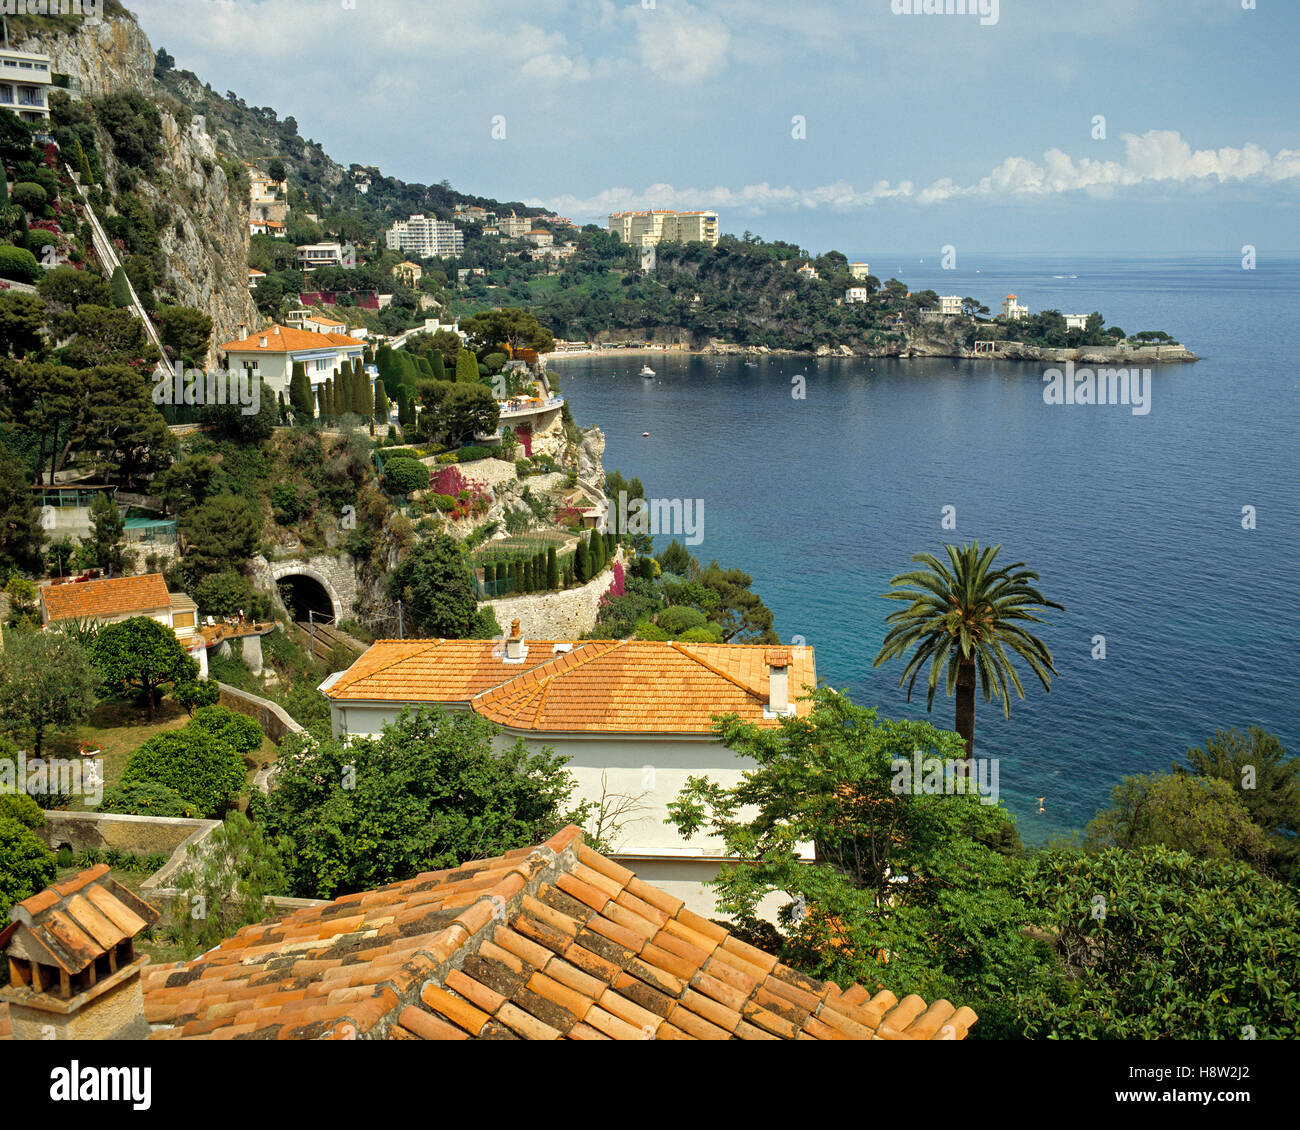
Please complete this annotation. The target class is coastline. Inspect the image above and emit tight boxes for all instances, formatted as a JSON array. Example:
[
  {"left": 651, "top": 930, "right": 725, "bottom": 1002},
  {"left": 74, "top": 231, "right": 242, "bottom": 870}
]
[{"left": 547, "top": 342, "right": 1199, "bottom": 365}]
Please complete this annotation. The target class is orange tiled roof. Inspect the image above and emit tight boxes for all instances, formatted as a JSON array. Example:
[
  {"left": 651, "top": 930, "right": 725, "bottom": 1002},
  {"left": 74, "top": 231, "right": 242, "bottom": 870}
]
[
  {"left": 324, "top": 639, "right": 817, "bottom": 733},
  {"left": 219, "top": 325, "right": 366, "bottom": 353},
  {"left": 0, "top": 864, "right": 158, "bottom": 976},
  {"left": 41, "top": 573, "right": 172, "bottom": 623},
  {"left": 141, "top": 828, "right": 974, "bottom": 1040}
]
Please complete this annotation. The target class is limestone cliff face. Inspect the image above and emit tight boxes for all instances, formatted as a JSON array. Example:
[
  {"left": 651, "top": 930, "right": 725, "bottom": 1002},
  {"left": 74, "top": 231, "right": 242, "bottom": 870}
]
[
  {"left": 20, "top": 15, "right": 258, "bottom": 363},
  {"left": 22, "top": 16, "right": 154, "bottom": 97}
]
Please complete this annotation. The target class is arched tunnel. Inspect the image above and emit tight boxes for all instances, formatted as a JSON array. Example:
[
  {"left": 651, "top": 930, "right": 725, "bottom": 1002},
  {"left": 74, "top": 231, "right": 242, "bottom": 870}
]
[{"left": 277, "top": 574, "right": 336, "bottom": 624}]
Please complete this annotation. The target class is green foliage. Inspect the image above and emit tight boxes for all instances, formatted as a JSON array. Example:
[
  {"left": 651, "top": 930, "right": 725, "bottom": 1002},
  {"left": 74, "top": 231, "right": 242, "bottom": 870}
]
[
  {"left": 289, "top": 360, "right": 314, "bottom": 418},
  {"left": 86, "top": 490, "right": 125, "bottom": 572},
  {"left": 0, "top": 792, "right": 45, "bottom": 829},
  {"left": 120, "top": 725, "right": 247, "bottom": 818},
  {"left": 188, "top": 704, "right": 264, "bottom": 756},
  {"left": 170, "top": 811, "right": 288, "bottom": 958},
  {"left": 386, "top": 534, "right": 477, "bottom": 638},
  {"left": 455, "top": 347, "right": 480, "bottom": 382},
  {"left": 100, "top": 780, "right": 198, "bottom": 818},
  {"left": 174, "top": 677, "right": 221, "bottom": 716},
  {"left": 1014, "top": 847, "right": 1300, "bottom": 1038},
  {"left": 157, "top": 305, "right": 213, "bottom": 361},
  {"left": 90, "top": 616, "right": 195, "bottom": 722},
  {"left": 656, "top": 605, "right": 708, "bottom": 636},
  {"left": 0, "top": 244, "right": 41, "bottom": 283},
  {"left": 1085, "top": 771, "right": 1272, "bottom": 870},
  {"left": 109, "top": 264, "right": 132, "bottom": 306},
  {"left": 657, "top": 540, "right": 693, "bottom": 576},
  {"left": 257, "top": 706, "right": 591, "bottom": 898},
  {"left": 94, "top": 91, "right": 164, "bottom": 171},
  {"left": 383, "top": 456, "right": 429, "bottom": 495},
  {"left": 0, "top": 448, "right": 42, "bottom": 572},
  {"left": 0, "top": 630, "right": 97, "bottom": 758},
  {"left": 178, "top": 494, "right": 260, "bottom": 577},
  {"left": 0, "top": 815, "right": 57, "bottom": 921}
]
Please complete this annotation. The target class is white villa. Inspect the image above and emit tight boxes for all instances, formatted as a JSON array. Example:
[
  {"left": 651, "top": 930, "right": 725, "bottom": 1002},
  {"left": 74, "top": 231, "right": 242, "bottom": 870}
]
[
  {"left": 938, "top": 295, "right": 964, "bottom": 317},
  {"left": 1001, "top": 294, "right": 1028, "bottom": 320},
  {"left": 1065, "top": 313, "right": 1089, "bottom": 332},
  {"left": 218, "top": 323, "right": 367, "bottom": 414},
  {"left": 0, "top": 45, "right": 52, "bottom": 122},
  {"left": 846, "top": 287, "right": 868, "bottom": 304},
  {"left": 849, "top": 262, "right": 871, "bottom": 280},
  {"left": 319, "top": 624, "right": 818, "bottom": 915}
]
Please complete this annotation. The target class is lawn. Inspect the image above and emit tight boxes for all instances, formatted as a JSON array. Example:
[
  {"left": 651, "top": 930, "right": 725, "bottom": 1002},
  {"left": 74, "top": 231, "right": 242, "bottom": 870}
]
[{"left": 41, "top": 697, "right": 278, "bottom": 812}]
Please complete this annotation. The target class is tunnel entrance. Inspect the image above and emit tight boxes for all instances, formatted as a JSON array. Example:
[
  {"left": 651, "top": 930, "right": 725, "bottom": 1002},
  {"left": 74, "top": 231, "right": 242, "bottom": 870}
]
[{"left": 277, "top": 574, "right": 336, "bottom": 624}]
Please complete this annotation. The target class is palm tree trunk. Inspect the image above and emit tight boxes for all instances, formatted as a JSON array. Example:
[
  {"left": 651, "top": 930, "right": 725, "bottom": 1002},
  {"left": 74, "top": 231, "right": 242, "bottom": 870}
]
[{"left": 955, "top": 657, "right": 976, "bottom": 759}]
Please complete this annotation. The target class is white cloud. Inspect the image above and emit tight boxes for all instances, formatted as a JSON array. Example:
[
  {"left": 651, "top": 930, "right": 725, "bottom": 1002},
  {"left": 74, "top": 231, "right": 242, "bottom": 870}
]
[
  {"left": 539, "top": 131, "right": 1300, "bottom": 221},
  {"left": 630, "top": 3, "right": 731, "bottom": 84}
]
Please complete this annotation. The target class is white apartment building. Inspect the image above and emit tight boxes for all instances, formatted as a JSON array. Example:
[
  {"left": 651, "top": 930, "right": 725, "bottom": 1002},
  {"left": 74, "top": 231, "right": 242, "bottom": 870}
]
[
  {"left": 938, "top": 295, "right": 964, "bottom": 317},
  {"left": 849, "top": 262, "right": 871, "bottom": 280},
  {"left": 524, "top": 229, "right": 554, "bottom": 247},
  {"left": 1065, "top": 313, "right": 1089, "bottom": 332},
  {"left": 845, "top": 287, "right": 868, "bottom": 304},
  {"left": 385, "top": 214, "right": 465, "bottom": 258},
  {"left": 0, "top": 46, "right": 53, "bottom": 122},
  {"left": 297, "top": 243, "right": 346, "bottom": 271},
  {"left": 608, "top": 210, "right": 720, "bottom": 248},
  {"left": 1001, "top": 294, "right": 1028, "bottom": 321}
]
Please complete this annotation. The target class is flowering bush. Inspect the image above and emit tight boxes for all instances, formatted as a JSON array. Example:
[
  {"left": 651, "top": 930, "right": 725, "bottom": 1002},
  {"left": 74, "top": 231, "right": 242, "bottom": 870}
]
[
  {"left": 554, "top": 505, "right": 584, "bottom": 529},
  {"left": 607, "top": 561, "right": 626, "bottom": 599},
  {"left": 430, "top": 466, "right": 468, "bottom": 496}
]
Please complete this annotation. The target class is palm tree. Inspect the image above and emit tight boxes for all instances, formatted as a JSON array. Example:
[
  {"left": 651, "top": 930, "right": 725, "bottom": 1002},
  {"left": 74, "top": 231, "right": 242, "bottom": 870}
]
[{"left": 873, "top": 542, "right": 1063, "bottom": 757}]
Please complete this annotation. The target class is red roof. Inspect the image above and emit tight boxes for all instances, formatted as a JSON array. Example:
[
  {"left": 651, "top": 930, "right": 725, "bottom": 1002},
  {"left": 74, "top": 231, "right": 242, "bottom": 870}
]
[{"left": 41, "top": 573, "right": 172, "bottom": 623}]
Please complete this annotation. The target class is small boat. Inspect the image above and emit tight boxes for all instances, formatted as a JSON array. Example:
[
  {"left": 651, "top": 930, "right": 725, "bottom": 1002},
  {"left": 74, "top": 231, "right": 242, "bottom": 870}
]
[
  {"left": 640, "top": 365, "right": 655, "bottom": 378},
  {"left": 642, "top": 432, "right": 650, "bottom": 437}
]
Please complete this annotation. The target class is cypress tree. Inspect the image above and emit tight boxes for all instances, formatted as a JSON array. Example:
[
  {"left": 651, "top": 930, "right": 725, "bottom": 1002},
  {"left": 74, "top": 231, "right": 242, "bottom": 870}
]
[
  {"left": 325, "top": 378, "right": 336, "bottom": 417},
  {"left": 353, "top": 360, "right": 370, "bottom": 415},
  {"left": 455, "top": 348, "right": 479, "bottom": 383},
  {"left": 588, "top": 528, "right": 604, "bottom": 573},
  {"left": 546, "top": 546, "right": 558, "bottom": 590},
  {"left": 335, "top": 367, "right": 351, "bottom": 415},
  {"left": 374, "top": 381, "right": 388, "bottom": 425},
  {"left": 512, "top": 560, "right": 523, "bottom": 593},
  {"left": 534, "top": 553, "right": 543, "bottom": 591},
  {"left": 0, "top": 173, "right": 7, "bottom": 203},
  {"left": 429, "top": 351, "right": 446, "bottom": 382},
  {"left": 110, "top": 265, "right": 132, "bottom": 307},
  {"left": 289, "top": 361, "right": 313, "bottom": 419},
  {"left": 575, "top": 539, "right": 589, "bottom": 584}
]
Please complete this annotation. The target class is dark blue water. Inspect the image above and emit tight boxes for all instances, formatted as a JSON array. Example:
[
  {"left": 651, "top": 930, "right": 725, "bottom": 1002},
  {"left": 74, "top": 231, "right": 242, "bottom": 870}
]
[{"left": 553, "top": 254, "right": 1300, "bottom": 845}]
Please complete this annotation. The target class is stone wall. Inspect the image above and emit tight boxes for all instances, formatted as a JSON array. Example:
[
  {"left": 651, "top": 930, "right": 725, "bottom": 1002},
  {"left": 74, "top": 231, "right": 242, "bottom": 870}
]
[
  {"left": 217, "top": 683, "right": 307, "bottom": 745},
  {"left": 249, "top": 553, "right": 359, "bottom": 624},
  {"left": 482, "top": 551, "right": 623, "bottom": 640},
  {"left": 37, "top": 811, "right": 218, "bottom": 860}
]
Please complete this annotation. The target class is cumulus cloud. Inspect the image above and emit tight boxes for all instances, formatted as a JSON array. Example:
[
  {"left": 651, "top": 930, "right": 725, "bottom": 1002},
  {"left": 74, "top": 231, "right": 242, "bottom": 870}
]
[
  {"left": 537, "top": 131, "right": 1300, "bottom": 220},
  {"left": 630, "top": 4, "right": 731, "bottom": 84}
]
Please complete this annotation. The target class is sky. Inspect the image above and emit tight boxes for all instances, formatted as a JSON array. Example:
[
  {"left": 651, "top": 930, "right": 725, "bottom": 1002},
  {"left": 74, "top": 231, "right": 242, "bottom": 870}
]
[{"left": 128, "top": 0, "right": 1300, "bottom": 257}]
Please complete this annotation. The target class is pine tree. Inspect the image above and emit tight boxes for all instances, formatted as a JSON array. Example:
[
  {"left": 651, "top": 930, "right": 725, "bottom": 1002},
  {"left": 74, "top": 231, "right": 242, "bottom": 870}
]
[
  {"left": 289, "top": 361, "right": 314, "bottom": 419},
  {"left": 546, "top": 546, "right": 558, "bottom": 590}
]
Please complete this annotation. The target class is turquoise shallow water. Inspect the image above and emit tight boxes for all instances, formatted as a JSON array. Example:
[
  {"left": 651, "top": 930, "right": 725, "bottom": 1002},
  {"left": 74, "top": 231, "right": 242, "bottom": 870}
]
[{"left": 554, "top": 254, "right": 1300, "bottom": 846}]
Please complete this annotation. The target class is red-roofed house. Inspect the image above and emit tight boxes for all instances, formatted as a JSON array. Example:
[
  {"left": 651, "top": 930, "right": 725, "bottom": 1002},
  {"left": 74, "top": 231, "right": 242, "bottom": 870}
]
[
  {"left": 219, "top": 323, "right": 367, "bottom": 416},
  {"left": 319, "top": 624, "right": 818, "bottom": 914}
]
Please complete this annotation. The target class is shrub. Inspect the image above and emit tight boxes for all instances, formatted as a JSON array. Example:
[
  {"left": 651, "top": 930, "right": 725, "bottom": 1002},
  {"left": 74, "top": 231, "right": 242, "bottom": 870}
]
[
  {"left": 0, "top": 817, "right": 56, "bottom": 920},
  {"left": 0, "top": 793, "right": 45, "bottom": 829},
  {"left": 675, "top": 624, "right": 725, "bottom": 643},
  {"left": 432, "top": 493, "right": 456, "bottom": 512},
  {"left": 658, "top": 605, "right": 708, "bottom": 636},
  {"left": 384, "top": 457, "right": 430, "bottom": 495},
  {"left": 120, "top": 728, "right": 247, "bottom": 818},
  {"left": 193, "top": 572, "right": 255, "bottom": 619},
  {"left": 100, "top": 781, "right": 198, "bottom": 818},
  {"left": 515, "top": 458, "right": 533, "bottom": 477},
  {"left": 189, "top": 705, "right": 265, "bottom": 757},
  {"left": 436, "top": 452, "right": 458, "bottom": 464},
  {"left": 456, "top": 445, "right": 491, "bottom": 462},
  {"left": 174, "top": 677, "right": 221, "bottom": 714},
  {"left": 10, "top": 181, "right": 47, "bottom": 212},
  {"left": 0, "top": 244, "right": 41, "bottom": 283}
]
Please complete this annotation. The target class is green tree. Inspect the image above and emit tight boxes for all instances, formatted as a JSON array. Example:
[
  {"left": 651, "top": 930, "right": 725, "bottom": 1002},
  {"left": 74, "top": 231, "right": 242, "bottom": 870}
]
[
  {"left": 874, "top": 542, "right": 1063, "bottom": 756},
  {"left": 179, "top": 494, "right": 259, "bottom": 577},
  {"left": 256, "top": 706, "right": 591, "bottom": 898},
  {"left": 120, "top": 725, "right": 247, "bottom": 817},
  {"left": 0, "top": 630, "right": 97, "bottom": 757},
  {"left": 174, "top": 677, "right": 221, "bottom": 716},
  {"left": 1177, "top": 727, "right": 1300, "bottom": 880},
  {"left": 100, "top": 780, "right": 198, "bottom": 818},
  {"left": 86, "top": 490, "right": 125, "bottom": 573},
  {"left": 188, "top": 704, "right": 264, "bottom": 756},
  {"left": 90, "top": 615, "right": 196, "bottom": 722},
  {"left": 0, "top": 448, "right": 42, "bottom": 571},
  {"left": 386, "top": 534, "right": 477, "bottom": 638},
  {"left": 110, "top": 264, "right": 133, "bottom": 307},
  {"left": 574, "top": 537, "right": 589, "bottom": 584},
  {"left": 697, "top": 561, "right": 778, "bottom": 644},
  {"left": 454, "top": 347, "right": 479, "bottom": 383},
  {"left": 157, "top": 305, "right": 213, "bottom": 362},
  {"left": 461, "top": 307, "right": 556, "bottom": 356},
  {"left": 373, "top": 380, "right": 389, "bottom": 427},
  {"left": 289, "top": 360, "right": 313, "bottom": 419},
  {"left": 1084, "top": 771, "right": 1272, "bottom": 869},
  {"left": 0, "top": 814, "right": 56, "bottom": 921},
  {"left": 546, "top": 546, "right": 559, "bottom": 590},
  {"left": 171, "top": 811, "right": 289, "bottom": 957},
  {"left": 384, "top": 456, "right": 430, "bottom": 495},
  {"left": 0, "top": 290, "right": 46, "bottom": 356}
]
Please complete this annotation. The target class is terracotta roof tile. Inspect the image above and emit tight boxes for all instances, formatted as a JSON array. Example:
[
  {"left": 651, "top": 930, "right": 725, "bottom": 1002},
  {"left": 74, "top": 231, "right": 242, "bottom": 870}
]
[
  {"left": 41, "top": 574, "right": 173, "bottom": 624},
  {"left": 134, "top": 827, "right": 974, "bottom": 1041},
  {"left": 324, "top": 639, "right": 818, "bottom": 734}
]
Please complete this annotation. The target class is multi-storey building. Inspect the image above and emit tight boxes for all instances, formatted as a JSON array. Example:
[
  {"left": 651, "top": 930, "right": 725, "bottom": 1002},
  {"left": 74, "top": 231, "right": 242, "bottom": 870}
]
[
  {"left": 1001, "top": 294, "right": 1028, "bottom": 321},
  {"left": 0, "top": 46, "right": 52, "bottom": 122},
  {"left": 385, "top": 214, "right": 465, "bottom": 258},
  {"left": 608, "top": 209, "right": 720, "bottom": 248}
]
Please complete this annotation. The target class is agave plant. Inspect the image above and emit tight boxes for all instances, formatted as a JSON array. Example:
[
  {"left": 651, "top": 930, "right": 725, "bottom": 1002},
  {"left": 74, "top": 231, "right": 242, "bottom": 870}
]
[{"left": 873, "top": 542, "right": 1063, "bottom": 756}]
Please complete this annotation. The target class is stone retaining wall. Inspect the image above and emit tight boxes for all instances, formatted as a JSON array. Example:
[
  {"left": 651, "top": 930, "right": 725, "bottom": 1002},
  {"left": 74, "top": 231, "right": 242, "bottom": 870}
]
[
  {"left": 482, "top": 550, "right": 623, "bottom": 639},
  {"left": 217, "top": 683, "right": 307, "bottom": 744}
]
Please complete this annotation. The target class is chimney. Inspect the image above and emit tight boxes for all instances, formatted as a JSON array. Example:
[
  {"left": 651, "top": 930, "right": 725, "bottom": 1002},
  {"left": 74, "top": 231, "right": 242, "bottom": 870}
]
[
  {"left": 0, "top": 864, "right": 160, "bottom": 1040},
  {"left": 766, "top": 648, "right": 792, "bottom": 715},
  {"left": 506, "top": 618, "right": 525, "bottom": 661}
]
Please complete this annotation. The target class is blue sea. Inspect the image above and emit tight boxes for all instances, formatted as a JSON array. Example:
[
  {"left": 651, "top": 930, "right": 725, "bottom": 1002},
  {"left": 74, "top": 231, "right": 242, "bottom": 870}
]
[{"left": 552, "top": 253, "right": 1300, "bottom": 845}]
